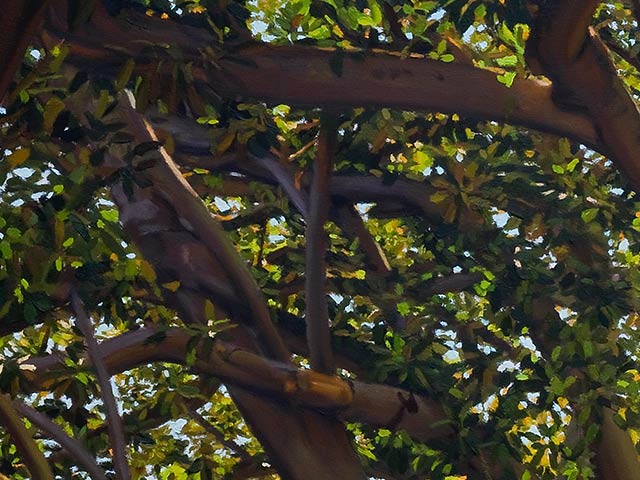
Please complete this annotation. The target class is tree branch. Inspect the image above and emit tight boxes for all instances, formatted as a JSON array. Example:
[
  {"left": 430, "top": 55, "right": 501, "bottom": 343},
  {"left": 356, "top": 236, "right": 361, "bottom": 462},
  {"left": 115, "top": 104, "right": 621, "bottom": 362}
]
[
  {"left": 21, "top": 327, "right": 454, "bottom": 444},
  {"left": 0, "top": 393, "right": 54, "bottom": 480},
  {"left": 13, "top": 400, "right": 108, "bottom": 480},
  {"left": 595, "top": 407, "right": 640, "bottom": 480},
  {"left": 115, "top": 91, "right": 290, "bottom": 363},
  {"left": 187, "top": 407, "right": 251, "bottom": 461},
  {"left": 527, "top": 1, "right": 640, "bottom": 189},
  {"left": 305, "top": 114, "right": 338, "bottom": 373},
  {"left": 0, "top": 0, "right": 50, "bottom": 103},
  {"left": 40, "top": 0, "right": 601, "bottom": 151},
  {"left": 333, "top": 203, "right": 391, "bottom": 275},
  {"left": 70, "top": 291, "right": 130, "bottom": 480}
]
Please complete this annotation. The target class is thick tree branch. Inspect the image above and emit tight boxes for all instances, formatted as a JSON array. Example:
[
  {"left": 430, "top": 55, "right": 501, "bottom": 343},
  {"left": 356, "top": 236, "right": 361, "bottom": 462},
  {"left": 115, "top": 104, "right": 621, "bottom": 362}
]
[
  {"left": 41, "top": 0, "right": 600, "bottom": 151},
  {"left": 116, "top": 91, "right": 290, "bottom": 363},
  {"left": 595, "top": 408, "right": 640, "bottom": 480},
  {"left": 306, "top": 114, "right": 337, "bottom": 373},
  {"left": 21, "top": 327, "right": 454, "bottom": 444},
  {"left": 527, "top": 1, "right": 640, "bottom": 189},
  {"left": 70, "top": 291, "right": 130, "bottom": 480},
  {"left": 0, "top": 393, "right": 54, "bottom": 480},
  {"left": 13, "top": 400, "right": 108, "bottom": 480}
]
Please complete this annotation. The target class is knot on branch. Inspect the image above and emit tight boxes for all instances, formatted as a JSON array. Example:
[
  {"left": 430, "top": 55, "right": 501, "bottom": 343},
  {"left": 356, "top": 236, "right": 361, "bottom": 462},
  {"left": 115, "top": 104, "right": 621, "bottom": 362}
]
[{"left": 386, "top": 391, "right": 419, "bottom": 430}]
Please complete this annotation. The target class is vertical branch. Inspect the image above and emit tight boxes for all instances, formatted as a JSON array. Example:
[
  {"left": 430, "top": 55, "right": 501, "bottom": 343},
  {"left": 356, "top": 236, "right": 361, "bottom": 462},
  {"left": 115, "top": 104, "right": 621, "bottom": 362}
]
[
  {"left": 13, "top": 400, "right": 108, "bottom": 480},
  {"left": 70, "top": 291, "right": 131, "bottom": 480},
  {"left": 0, "top": 393, "right": 54, "bottom": 480},
  {"left": 305, "top": 113, "right": 338, "bottom": 374}
]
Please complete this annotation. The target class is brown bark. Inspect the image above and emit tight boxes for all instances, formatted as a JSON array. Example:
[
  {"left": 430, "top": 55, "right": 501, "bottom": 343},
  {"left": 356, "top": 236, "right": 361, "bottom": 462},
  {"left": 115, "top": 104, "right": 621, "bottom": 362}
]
[
  {"left": 70, "top": 292, "right": 130, "bottom": 480},
  {"left": 39, "top": 0, "right": 600, "bottom": 151},
  {"left": 0, "top": 394, "right": 54, "bottom": 480},
  {"left": 527, "top": 0, "right": 640, "bottom": 188},
  {"left": 103, "top": 94, "right": 366, "bottom": 479},
  {"left": 594, "top": 408, "right": 640, "bottom": 480},
  {"left": 0, "top": 0, "right": 50, "bottom": 102},
  {"left": 305, "top": 115, "right": 337, "bottom": 373},
  {"left": 115, "top": 91, "right": 291, "bottom": 363},
  {"left": 13, "top": 401, "right": 108, "bottom": 480},
  {"left": 21, "top": 326, "right": 453, "bottom": 444}
]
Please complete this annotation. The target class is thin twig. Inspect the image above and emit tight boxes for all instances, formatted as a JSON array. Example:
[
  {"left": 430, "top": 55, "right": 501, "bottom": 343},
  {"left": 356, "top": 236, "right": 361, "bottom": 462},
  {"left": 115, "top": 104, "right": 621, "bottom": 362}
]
[
  {"left": 600, "top": 30, "right": 640, "bottom": 72},
  {"left": 305, "top": 113, "right": 338, "bottom": 373},
  {"left": 70, "top": 291, "right": 130, "bottom": 480},
  {"left": 188, "top": 407, "right": 251, "bottom": 460},
  {"left": 13, "top": 400, "right": 108, "bottom": 480},
  {"left": 333, "top": 203, "right": 391, "bottom": 275}
]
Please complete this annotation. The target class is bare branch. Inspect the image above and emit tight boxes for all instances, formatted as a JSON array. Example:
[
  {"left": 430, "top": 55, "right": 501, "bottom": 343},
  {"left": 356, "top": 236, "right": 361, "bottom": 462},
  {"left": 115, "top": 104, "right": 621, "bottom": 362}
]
[
  {"left": 306, "top": 114, "right": 338, "bottom": 373},
  {"left": 595, "top": 408, "right": 640, "bottom": 480},
  {"left": 13, "top": 400, "right": 108, "bottom": 480},
  {"left": 70, "top": 291, "right": 130, "bottom": 480},
  {"left": 0, "top": 393, "right": 54, "bottom": 480}
]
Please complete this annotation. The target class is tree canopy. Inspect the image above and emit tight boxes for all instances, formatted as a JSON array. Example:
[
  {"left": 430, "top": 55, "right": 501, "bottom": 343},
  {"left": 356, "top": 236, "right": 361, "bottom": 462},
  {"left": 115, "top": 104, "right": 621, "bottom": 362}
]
[{"left": 1, "top": 1, "right": 640, "bottom": 479}]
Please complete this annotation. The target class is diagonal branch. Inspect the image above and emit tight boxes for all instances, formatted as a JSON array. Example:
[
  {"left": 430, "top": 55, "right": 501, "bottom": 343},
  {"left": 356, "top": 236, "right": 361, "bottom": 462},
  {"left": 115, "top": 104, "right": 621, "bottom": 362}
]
[
  {"left": 0, "top": 393, "right": 54, "bottom": 480},
  {"left": 0, "top": 0, "right": 50, "bottom": 102},
  {"left": 187, "top": 407, "right": 252, "bottom": 461},
  {"left": 305, "top": 114, "right": 338, "bottom": 373},
  {"left": 70, "top": 291, "right": 130, "bottom": 480},
  {"left": 333, "top": 203, "right": 391, "bottom": 275},
  {"left": 13, "top": 400, "right": 108, "bottom": 480},
  {"left": 116, "top": 91, "right": 290, "bottom": 363}
]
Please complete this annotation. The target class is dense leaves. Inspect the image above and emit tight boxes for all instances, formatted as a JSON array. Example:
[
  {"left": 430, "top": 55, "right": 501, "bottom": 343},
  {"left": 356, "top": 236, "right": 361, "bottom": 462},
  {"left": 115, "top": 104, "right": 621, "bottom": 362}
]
[{"left": 1, "top": 1, "right": 640, "bottom": 479}]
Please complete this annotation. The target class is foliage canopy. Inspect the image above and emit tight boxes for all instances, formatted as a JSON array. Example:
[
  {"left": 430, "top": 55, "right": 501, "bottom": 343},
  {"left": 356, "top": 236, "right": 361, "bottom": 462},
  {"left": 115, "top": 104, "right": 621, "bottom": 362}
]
[{"left": 1, "top": 1, "right": 640, "bottom": 479}]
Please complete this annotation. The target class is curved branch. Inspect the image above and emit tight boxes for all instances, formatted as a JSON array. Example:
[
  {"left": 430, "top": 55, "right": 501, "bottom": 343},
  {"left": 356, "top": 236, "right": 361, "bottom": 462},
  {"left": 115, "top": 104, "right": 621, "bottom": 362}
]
[
  {"left": 71, "top": 291, "right": 130, "bottom": 480},
  {"left": 0, "top": 393, "right": 54, "bottom": 480},
  {"left": 527, "top": 1, "right": 640, "bottom": 189},
  {"left": 41, "top": 0, "right": 600, "bottom": 150},
  {"left": 13, "top": 400, "right": 108, "bottom": 480},
  {"left": 21, "top": 327, "right": 454, "bottom": 444}
]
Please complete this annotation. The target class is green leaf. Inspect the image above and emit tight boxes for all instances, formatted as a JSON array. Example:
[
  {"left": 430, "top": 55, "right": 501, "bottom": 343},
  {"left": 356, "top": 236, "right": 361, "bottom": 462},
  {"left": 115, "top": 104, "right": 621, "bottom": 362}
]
[
  {"left": 580, "top": 208, "right": 599, "bottom": 223},
  {"left": 100, "top": 209, "right": 119, "bottom": 222},
  {"left": 496, "top": 55, "right": 518, "bottom": 67},
  {"left": 497, "top": 71, "right": 516, "bottom": 88}
]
